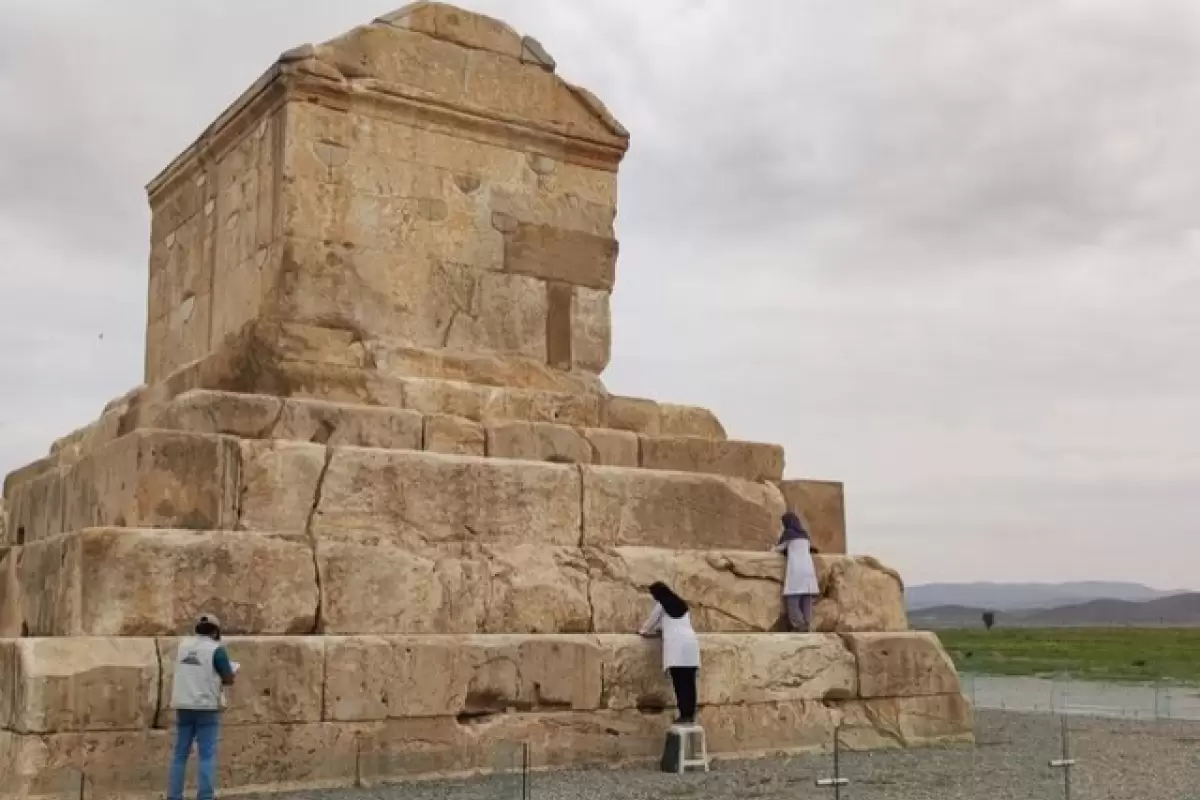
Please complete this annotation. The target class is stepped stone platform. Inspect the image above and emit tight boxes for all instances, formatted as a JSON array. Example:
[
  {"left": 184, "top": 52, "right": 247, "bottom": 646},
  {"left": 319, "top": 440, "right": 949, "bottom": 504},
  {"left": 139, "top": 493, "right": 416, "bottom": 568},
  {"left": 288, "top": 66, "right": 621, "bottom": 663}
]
[{"left": 0, "top": 3, "right": 969, "bottom": 796}]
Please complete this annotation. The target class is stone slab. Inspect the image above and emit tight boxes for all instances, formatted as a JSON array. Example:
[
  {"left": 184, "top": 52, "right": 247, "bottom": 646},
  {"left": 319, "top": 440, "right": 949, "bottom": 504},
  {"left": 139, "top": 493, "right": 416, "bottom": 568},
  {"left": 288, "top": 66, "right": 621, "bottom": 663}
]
[
  {"left": 815, "top": 555, "right": 908, "bottom": 633},
  {"left": 317, "top": 543, "right": 592, "bottom": 635},
  {"left": 602, "top": 396, "right": 726, "bottom": 439},
  {"left": 590, "top": 548, "right": 909, "bottom": 634},
  {"left": 0, "top": 546, "right": 21, "bottom": 637},
  {"left": 777, "top": 479, "right": 846, "bottom": 554},
  {"left": 324, "top": 634, "right": 603, "bottom": 721},
  {"left": 639, "top": 436, "right": 784, "bottom": 482},
  {"left": 423, "top": 413, "right": 486, "bottom": 455},
  {"left": 582, "top": 466, "right": 785, "bottom": 549},
  {"left": 156, "top": 637, "right": 325, "bottom": 727},
  {"left": 311, "top": 448, "right": 582, "bottom": 550},
  {"left": 19, "top": 529, "right": 318, "bottom": 636},
  {"left": 485, "top": 421, "right": 592, "bottom": 463},
  {"left": 581, "top": 428, "right": 638, "bottom": 467},
  {"left": 0, "top": 723, "right": 362, "bottom": 800},
  {"left": 8, "top": 431, "right": 242, "bottom": 545},
  {"left": 839, "top": 693, "right": 975, "bottom": 749},
  {"left": 842, "top": 632, "right": 961, "bottom": 698},
  {"left": 0, "top": 638, "right": 158, "bottom": 734}
]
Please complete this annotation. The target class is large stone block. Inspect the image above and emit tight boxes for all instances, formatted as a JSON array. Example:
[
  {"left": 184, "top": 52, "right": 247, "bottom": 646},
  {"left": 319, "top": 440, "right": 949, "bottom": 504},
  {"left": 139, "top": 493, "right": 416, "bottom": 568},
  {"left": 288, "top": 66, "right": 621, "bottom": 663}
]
[
  {"left": 0, "top": 546, "right": 21, "bottom": 637},
  {"left": 156, "top": 637, "right": 325, "bottom": 726},
  {"left": 701, "top": 700, "right": 842, "bottom": 755},
  {"left": 588, "top": 547, "right": 784, "bottom": 633},
  {"left": 843, "top": 632, "right": 960, "bottom": 698},
  {"left": 597, "top": 634, "right": 857, "bottom": 711},
  {"left": 582, "top": 466, "right": 784, "bottom": 549},
  {"left": 580, "top": 428, "right": 638, "bottom": 467},
  {"left": 3, "top": 466, "right": 67, "bottom": 546},
  {"left": 53, "top": 431, "right": 241, "bottom": 542},
  {"left": 777, "top": 479, "right": 846, "bottom": 554},
  {"left": 20, "top": 529, "right": 318, "bottom": 636},
  {"left": 639, "top": 436, "right": 784, "bottom": 482},
  {"left": 324, "top": 634, "right": 603, "bottom": 721},
  {"left": 312, "top": 448, "right": 582, "bottom": 549},
  {"left": 317, "top": 543, "right": 591, "bottom": 635},
  {"left": 485, "top": 421, "right": 592, "bottom": 463},
  {"left": 839, "top": 694, "right": 974, "bottom": 749},
  {"left": 377, "top": 2, "right": 524, "bottom": 58},
  {"left": 814, "top": 555, "right": 908, "bottom": 633},
  {"left": 237, "top": 440, "right": 327, "bottom": 534},
  {"left": 0, "top": 723, "right": 363, "bottom": 800},
  {"left": 423, "top": 414, "right": 486, "bottom": 456},
  {"left": 0, "top": 638, "right": 158, "bottom": 734},
  {"left": 601, "top": 396, "right": 726, "bottom": 439},
  {"left": 400, "top": 377, "right": 601, "bottom": 428}
]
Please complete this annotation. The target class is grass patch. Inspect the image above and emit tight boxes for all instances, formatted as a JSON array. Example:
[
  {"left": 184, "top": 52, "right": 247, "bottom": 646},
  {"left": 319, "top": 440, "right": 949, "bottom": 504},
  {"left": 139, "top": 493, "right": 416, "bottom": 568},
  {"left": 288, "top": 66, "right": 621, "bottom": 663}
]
[{"left": 937, "top": 627, "right": 1200, "bottom": 684}]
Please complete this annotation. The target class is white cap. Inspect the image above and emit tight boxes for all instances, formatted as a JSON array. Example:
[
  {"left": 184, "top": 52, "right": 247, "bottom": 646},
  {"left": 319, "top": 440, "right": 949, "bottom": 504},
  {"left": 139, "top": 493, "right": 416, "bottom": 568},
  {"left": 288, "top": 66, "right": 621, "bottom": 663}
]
[{"left": 196, "top": 613, "right": 221, "bottom": 629}]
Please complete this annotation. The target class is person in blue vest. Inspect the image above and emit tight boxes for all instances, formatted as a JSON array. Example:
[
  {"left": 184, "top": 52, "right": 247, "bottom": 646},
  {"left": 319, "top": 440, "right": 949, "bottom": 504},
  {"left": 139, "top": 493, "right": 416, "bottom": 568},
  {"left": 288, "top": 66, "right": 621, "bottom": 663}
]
[
  {"left": 167, "top": 613, "right": 237, "bottom": 800},
  {"left": 639, "top": 582, "right": 702, "bottom": 724},
  {"left": 774, "top": 512, "right": 820, "bottom": 631}
]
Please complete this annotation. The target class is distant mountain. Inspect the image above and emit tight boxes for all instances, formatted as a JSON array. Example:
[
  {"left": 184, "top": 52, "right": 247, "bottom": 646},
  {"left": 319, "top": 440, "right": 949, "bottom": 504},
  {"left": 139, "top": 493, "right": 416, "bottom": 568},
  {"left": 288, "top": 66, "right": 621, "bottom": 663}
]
[
  {"left": 906, "top": 581, "right": 1178, "bottom": 612},
  {"left": 910, "top": 593, "right": 1200, "bottom": 629}
]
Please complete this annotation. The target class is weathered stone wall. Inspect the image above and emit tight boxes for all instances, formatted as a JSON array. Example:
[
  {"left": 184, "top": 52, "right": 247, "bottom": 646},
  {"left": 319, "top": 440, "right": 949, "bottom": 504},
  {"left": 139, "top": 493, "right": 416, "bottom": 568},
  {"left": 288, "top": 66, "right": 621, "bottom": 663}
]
[{"left": 0, "top": 4, "right": 969, "bottom": 795}]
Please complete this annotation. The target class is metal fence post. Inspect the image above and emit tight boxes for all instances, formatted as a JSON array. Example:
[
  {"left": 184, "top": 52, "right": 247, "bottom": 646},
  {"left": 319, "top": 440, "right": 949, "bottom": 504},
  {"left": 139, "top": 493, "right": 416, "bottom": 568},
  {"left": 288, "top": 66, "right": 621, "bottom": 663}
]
[
  {"left": 815, "top": 724, "right": 849, "bottom": 799},
  {"left": 1048, "top": 714, "right": 1076, "bottom": 800}
]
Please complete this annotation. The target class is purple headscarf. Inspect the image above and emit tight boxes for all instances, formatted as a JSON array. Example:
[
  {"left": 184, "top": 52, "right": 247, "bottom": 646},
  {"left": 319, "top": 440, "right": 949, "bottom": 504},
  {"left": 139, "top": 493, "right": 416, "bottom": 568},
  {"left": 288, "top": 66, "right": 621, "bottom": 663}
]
[{"left": 778, "top": 512, "right": 810, "bottom": 545}]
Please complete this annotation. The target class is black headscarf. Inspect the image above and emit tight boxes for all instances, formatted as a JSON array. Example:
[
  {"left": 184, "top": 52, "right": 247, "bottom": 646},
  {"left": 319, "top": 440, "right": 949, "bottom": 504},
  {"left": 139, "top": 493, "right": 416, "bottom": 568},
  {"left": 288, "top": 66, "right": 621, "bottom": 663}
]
[
  {"left": 778, "top": 512, "right": 811, "bottom": 546},
  {"left": 648, "top": 581, "right": 689, "bottom": 619}
]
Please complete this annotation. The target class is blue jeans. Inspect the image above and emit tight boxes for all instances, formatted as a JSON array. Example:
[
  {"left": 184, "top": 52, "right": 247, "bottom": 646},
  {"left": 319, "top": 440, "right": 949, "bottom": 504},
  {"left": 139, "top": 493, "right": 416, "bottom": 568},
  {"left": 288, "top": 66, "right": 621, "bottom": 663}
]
[{"left": 167, "top": 710, "right": 221, "bottom": 800}]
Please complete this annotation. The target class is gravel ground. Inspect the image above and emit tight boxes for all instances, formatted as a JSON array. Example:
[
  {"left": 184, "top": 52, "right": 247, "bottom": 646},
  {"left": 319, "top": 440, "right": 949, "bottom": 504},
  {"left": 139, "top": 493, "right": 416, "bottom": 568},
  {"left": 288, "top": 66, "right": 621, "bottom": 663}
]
[{"left": 245, "top": 711, "right": 1200, "bottom": 800}]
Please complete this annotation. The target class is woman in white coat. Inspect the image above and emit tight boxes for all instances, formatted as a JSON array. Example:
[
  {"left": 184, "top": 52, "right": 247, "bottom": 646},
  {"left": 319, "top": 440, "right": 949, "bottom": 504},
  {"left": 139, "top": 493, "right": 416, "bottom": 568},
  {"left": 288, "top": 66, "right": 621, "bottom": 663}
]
[
  {"left": 639, "top": 582, "right": 701, "bottom": 724},
  {"left": 774, "top": 512, "right": 820, "bottom": 631}
]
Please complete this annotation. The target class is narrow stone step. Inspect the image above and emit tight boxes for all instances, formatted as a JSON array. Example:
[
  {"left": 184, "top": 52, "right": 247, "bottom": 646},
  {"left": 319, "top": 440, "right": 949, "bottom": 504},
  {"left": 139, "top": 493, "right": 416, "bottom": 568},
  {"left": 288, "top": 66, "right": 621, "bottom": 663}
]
[
  {"left": 0, "top": 632, "right": 960, "bottom": 734},
  {"left": 5, "top": 528, "right": 904, "bottom": 637}
]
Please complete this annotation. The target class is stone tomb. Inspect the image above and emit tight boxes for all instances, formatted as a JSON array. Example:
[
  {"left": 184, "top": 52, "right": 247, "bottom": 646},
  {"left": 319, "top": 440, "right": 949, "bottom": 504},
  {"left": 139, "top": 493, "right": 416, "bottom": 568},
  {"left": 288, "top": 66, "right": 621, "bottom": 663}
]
[{"left": 0, "top": 3, "right": 971, "bottom": 796}]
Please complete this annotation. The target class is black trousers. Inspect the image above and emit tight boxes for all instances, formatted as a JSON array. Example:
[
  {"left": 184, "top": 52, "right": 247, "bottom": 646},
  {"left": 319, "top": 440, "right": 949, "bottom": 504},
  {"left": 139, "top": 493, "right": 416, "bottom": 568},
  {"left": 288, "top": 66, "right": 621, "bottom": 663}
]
[{"left": 668, "top": 667, "right": 698, "bottom": 721}]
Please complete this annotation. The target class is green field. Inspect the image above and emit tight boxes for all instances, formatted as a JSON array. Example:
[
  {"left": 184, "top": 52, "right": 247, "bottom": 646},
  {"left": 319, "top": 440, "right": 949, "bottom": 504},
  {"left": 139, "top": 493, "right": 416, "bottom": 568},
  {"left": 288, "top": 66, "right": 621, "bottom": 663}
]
[{"left": 937, "top": 627, "right": 1200, "bottom": 684}]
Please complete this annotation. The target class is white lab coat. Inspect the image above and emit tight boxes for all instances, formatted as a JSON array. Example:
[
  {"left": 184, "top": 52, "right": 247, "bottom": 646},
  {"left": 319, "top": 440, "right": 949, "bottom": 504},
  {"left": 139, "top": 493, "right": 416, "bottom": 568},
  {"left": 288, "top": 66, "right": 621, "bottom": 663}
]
[
  {"left": 774, "top": 537, "right": 819, "bottom": 596},
  {"left": 639, "top": 603, "right": 701, "bottom": 672}
]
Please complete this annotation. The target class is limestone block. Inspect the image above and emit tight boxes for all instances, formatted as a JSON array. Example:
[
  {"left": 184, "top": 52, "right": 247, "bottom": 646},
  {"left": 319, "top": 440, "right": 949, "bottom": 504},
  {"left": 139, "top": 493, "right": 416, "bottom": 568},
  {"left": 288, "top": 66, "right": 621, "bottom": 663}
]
[
  {"left": 142, "top": 389, "right": 283, "bottom": 438},
  {"left": 58, "top": 431, "right": 241, "bottom": 541},
  {"left": 843, "top": 632, "right": 960, "bottom": 698},
  {"left": 639, "top": 436, "right": 785, "bottom": 482},
  {"left": 571, "top": 286, "right": 611, "bottom": 373},
  {"left": 20, "top": 529, "right": 318, "bottom": 636},
  {"left": 316, "top": 542, "right": 591, "bottom": 635},
  {"left": 317, "top": 542, "right": 472, "bottom": 635},
  {"left": 839, "top": 694, "right": 974, "bottom": 749},
  {"left": 402, "top": 378, "right": 601, "bottom": 428},
  {"left": 596, "top": 634, "right": 856, "bottom": 711},
  {"left": 0, "top": 638, "right": 158, "bottom": 733},
  {"left": 2, "top": 456, "right": 57, "bottom": 511},
  {"left": 357, "top": 711, "right": 666, "bottom": 781},
  {"left": 588, "top": 547, "right": 784, "bottom": 633},
  {"left": 478, "top": 545, "right": 592, "bottom": 634},
  {"left": 377, "top": 3, "right": 524, "bottom": 59},
  {"left": 582, "top": 466, "right": 784, "bottom": 549},
  {"left": 658, "top": 403, "right": 727, "bottom": 439},
  {"left": 581, "top": 428, "right": 638, "bottom": 467},
  {"left": 424, "top": 414, "right": 486, "bottom": 455},
  {"left": 485, "top": 421, "right": 591, "bottom": 463},
  {"left": 156, "top": 637, "right": 324, "bottom": 726},
  {"left": 277, "top": 399, "right": 423, "bottom": 450},
  {"left": 502, "top": 222, "right": 616, "bottom": 290},
  {"left": 0, "top": 723, "right": 363, "bottom": 799},
  {"left": 377, "top": 343, "right": 604, "bottom": 394},
  {"left": 814, "top": 555, "right": 908, "bottom": 633},
  {"left": 312, "top": 448, "right": 581, "bottom": 550},
  {"left": 602, "top": 395, "right": 660, "bottom": 435},
  {"left": 777, "top": 479, "right": 846, "bottom": 554},
  {"left": 702, "top": 700, "right": 842, "bottom": 755},
  {"left": 324, "top": 634, "right": 602, "bottom": 721},
  {"left": 0, "top": 546, "right": 21, "bottom": 636},
  {"left": 3, "top": 466, "right": 66, "bottom": 546},
  {"left": 238, "top": 440, "right": 327, "bottom": 533}
]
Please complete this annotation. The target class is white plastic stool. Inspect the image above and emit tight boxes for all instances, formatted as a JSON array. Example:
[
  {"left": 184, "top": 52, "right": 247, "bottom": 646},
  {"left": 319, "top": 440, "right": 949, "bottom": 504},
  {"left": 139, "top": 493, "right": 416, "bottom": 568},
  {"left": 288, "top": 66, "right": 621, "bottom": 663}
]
[{"left": 670, "top": 723, "right": 709, "bottom": 773}]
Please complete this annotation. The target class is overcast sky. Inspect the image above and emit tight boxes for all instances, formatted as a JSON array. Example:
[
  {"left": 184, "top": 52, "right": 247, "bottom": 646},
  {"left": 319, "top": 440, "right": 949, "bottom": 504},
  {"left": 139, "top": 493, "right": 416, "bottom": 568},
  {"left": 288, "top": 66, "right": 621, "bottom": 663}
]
[{"left": 2, "top": 1, "right": 1198, "bottom": 589}]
